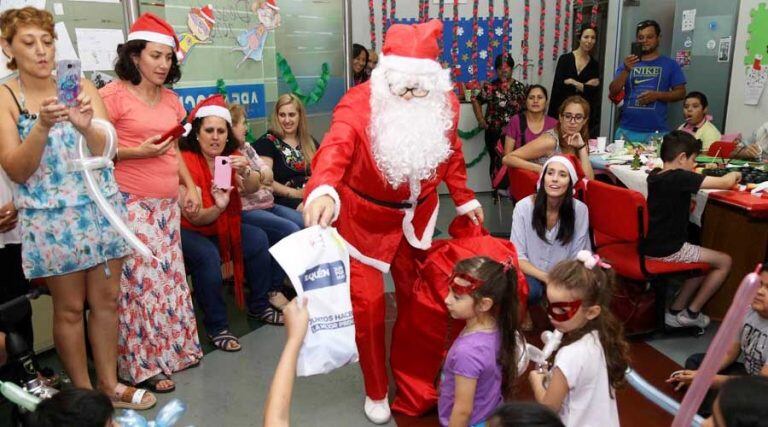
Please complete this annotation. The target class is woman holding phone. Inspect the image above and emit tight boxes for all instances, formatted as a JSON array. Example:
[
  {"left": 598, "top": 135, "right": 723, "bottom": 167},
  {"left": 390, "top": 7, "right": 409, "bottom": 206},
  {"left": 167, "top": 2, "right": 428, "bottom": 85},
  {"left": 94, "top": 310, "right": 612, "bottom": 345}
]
[
  {"left": 180, "top": 95, "right": 284, "bottom": 353},
  {"left": 0, "top": 7, "right": 155, "bottom": 409},
  {"left": 99, "top": 13, "right": 202, "bottom": 394}
]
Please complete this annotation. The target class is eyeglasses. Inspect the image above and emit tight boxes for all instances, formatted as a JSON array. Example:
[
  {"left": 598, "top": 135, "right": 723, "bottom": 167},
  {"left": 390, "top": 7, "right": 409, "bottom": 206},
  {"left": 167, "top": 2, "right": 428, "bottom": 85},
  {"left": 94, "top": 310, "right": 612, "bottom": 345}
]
[
  {"left": 561, "top": 113, "right": 586, "bottom": 123},
  {"left": 390, "top": 86, "right": 429, "bottom": 98},
  {"left": 544, "top": 299, "right": 583, "bottom": 322}
]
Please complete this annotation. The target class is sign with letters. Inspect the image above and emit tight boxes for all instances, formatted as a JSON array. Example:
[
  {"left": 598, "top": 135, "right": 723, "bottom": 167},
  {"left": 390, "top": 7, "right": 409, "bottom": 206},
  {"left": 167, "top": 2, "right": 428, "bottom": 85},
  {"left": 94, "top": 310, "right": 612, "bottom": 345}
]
[{"left": 176, "top": 83, "right": 266, "bottom": 119}]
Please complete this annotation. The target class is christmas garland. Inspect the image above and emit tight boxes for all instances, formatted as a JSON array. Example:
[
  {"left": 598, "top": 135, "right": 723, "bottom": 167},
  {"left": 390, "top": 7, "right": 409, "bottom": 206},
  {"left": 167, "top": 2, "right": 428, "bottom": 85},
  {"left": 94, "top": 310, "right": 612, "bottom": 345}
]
[
  {"left": 368, "top": 0, "right": 376, "bottom": 51},
  {"left": 465, "top": 146, "right": 487, "bottom": 168},
  {"left": 451, "top": 0, "right": 460, "bottom": 78},
  {"left": 487, "top": 0, "right": 496, "bottom": 77},
  {"left": 458, "top": 126, "right": 483, "bottom": 139},
  {"left": 539, "top": 0, "right": 546, "bottom": 77},
  {"left": 564, "top": 0, "right": 572, "bottom": 51},
  {"left": 575, "top": 0, "right": 584, "bottom": 30},
  {"left": 554, "top": 0, "right": 562, "bottom": 60},
  {"left": 437, "top": 0, "right": 445, "bottom": 54},
  {"left": 389, "top": 0, "right": 396, "bottom": 32},
  {"left": 275, "top": 53, "right": 330, "bottom": 106},
  {"left": 522, "top": 0, "right": 530, "bottom": 81},
  {"left": 381, "top": 0, "right": 389, "bottom": 44},
  {"left": 503, "top": 0, "right": 511, "bottom": 53},
  {"left": 471, "top": 0, "right": 479, "bottom": 80},
  {"left": 419, "top": 0, "right": 429, "bottom": 23}
]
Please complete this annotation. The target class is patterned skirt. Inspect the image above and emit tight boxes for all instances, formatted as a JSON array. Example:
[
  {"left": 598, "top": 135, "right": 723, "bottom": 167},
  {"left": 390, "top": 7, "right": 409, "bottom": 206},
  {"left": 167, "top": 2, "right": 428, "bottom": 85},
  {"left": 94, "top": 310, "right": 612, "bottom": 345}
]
[{"left": 117, "top": 193, "right": 203, "bottom": 384}]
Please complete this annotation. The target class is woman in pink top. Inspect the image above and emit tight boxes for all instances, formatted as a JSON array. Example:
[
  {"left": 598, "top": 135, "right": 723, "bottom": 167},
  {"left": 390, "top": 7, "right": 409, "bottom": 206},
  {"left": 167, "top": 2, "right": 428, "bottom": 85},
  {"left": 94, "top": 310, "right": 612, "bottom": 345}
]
[{"left": 99, "top": 13, "right": 202, "bottom": 393}]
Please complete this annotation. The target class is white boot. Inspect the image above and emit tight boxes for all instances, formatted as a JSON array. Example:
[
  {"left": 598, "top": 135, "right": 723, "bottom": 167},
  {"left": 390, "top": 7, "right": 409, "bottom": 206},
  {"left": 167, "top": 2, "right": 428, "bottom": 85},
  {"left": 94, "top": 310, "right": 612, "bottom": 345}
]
[{"left": 364, "top": 395, "right": 391, "bottom": 424}]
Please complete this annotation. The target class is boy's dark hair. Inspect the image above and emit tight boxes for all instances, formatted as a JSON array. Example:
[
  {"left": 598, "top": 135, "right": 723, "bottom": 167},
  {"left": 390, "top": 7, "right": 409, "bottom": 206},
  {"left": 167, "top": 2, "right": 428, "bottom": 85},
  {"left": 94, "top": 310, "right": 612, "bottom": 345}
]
[
  {"left": 685, "top": 91, "right": 709, "bottom": 109},
  {"left": 27, "top": 388, "right": 113, "bottom": 427},
  {"left": 489, "top": 402, "right": 564, "bottom": 427},
  {"left": 718, "top": 376, "right": 768, "bottom": 427},
  {"left": 114, "top": 40, "right": 182, "bottom": 86},
  {"left": 660, "top": 130, "right": 703, "bottom": 162},
  {"left": 636, "top": 19, "right": 661, "bottom": 36},
  {"left": 494, "top": 53, "right": 515, "bottom": 72}
]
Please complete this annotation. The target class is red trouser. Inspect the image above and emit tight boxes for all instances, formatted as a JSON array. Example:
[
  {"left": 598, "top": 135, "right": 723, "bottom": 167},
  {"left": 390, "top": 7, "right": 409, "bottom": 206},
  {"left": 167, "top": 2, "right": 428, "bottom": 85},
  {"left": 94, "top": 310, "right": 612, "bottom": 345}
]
[{"left": 351, "top": 239, "right": 457, "bottom": 416}]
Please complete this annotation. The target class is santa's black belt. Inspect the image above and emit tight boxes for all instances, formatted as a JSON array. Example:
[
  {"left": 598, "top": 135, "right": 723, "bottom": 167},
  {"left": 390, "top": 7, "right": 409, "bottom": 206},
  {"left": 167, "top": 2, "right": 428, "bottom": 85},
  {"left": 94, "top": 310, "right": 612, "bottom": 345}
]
[{"left": 349, "top": 186, "right": 430, "bottom": 209}]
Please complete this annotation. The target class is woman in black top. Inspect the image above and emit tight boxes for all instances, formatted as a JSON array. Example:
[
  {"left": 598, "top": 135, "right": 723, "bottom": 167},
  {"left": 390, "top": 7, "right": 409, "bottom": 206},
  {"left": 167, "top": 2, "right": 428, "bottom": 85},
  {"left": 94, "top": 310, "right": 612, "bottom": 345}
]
[
  {"left": 549, "top": 25, "right": 601, "bottom": 137},
  {"left": 351, "top": 43, "right": 369, "bottom": 86},
  {"left": 254, "top": 93, "right": 317, "bottom": 210}
]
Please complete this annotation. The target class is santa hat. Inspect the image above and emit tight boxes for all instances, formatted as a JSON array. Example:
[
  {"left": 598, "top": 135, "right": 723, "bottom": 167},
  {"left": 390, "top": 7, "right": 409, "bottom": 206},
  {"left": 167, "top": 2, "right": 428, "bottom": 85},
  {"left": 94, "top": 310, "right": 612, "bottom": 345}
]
[
  {"left": 536, "top": 155, "right": 578, "bottom": 190},
  {"left": 379, "top": 19, "right": 443, "bottom": 75},
  {"left": 264, "top": 0, "right": 279, "bottom": 10},
  {"left": 188, "top": 95, "right": 232, "bottom": 125},
  {"left": 127, "top": 13, "right": 179, "bottom": 51},
  {"left": 194, "top": 4, "right": 216, "bottom": 26}
]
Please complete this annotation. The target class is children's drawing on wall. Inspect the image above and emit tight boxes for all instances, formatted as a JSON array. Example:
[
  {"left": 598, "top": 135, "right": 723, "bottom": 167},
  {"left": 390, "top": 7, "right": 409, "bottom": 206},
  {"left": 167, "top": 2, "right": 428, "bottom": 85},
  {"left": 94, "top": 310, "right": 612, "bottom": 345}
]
[
  {"left": 744, "top": 3, "right": 768, "bottom": 105},
  {"left": 178, "top": 4, "right": 216, "bottom": 63},
  {"left": 233, "top": 0, "right": 281, "bottom": 68}
]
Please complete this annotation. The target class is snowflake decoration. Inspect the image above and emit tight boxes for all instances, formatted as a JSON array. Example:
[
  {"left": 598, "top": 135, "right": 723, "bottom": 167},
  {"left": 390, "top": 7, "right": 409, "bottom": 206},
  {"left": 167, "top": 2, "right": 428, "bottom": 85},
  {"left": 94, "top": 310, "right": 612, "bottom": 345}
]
[
  {"left": 461, "top": 53, "right": 470, "bottom": 62},
  {"left": 466, "top": 40, "right": 474, "bottom": 48},
  {"left": 477, "top": 27, "right": 484, "bottom": 37},
  {"left": 491, "top": 40, "right": 500, "bottom": 48},
  {"left": 479, "top": 50, "right": 488, "bottom": 60},
  {"left": 495, "top": 27, "right": 504, "bottom": 37},
  {"left": 456, "top": 27, "right": 465, "bottom": 37}
]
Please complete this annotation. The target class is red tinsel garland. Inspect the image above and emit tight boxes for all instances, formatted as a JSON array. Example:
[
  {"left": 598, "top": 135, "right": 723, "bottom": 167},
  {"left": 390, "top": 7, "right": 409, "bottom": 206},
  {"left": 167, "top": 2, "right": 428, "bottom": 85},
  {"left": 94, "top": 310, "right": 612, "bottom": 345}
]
[
  {"left": 452, "top": 0, "right": 460, "bottom": 78},
  {"left": 564, "top": 0, "right": 572, "bottom": 52},
  {"left": 591, "top": 2, "right": 600, "bottom": 28},
  {"left": 522, "top": 0, "right": 530, "bottom": 81},
  {"left": 368, "top": 0, "right": 376, "bottom": 51},
  {"left": 389, "top": 0, "right": 396, "bottom": 29},
  {"left": 554, "top": 0, "right": 562, "bottom": 60},
  {"left": 381, "top": 0, "right": 389, "bottom": 44},
  {"left": 539, "top": 0, "right": 546, "bottom": 77},
  {"left": 487, "top": 0, "right": 495, "bottom": 77},
  {"left": 471, "top": 0, "right": 479, "bottom": 80},
  {"left": 438, "top": 0, "right": 445, "bottom": 55},
  {"left": 575, "top": 0, "right": 584, "bottom": 30},
  {"left": 503, "top": 0, "right": 511, "bottom": 53}
]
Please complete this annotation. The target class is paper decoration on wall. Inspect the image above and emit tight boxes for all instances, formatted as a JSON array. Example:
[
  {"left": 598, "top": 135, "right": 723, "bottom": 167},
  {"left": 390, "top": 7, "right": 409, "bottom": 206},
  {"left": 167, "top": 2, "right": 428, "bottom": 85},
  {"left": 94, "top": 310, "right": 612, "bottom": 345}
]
[
  {"left": 745, "top": 54, "right": 767, "bottom": 106},
  {"left": 0, "top": 0, "right": 45, "bottom": 13},
  {"left": 233, "top": 0, "right": 281, "bottom": 68},
  {"left": 90, "top": 71, "right": 114, "bottom": 89},
  {"left": 275, "top": 53, "right": 330, "bottom": 106},
  {"left": 177, "top": 4, "right": 216, "bottom": 63},
  {"left": 675, "top": 49, "right": 691, "bottom": 69},
  {"left": 74, "top": 28, "right": 124, "bottom": 71},
  {"left": 706, "top": 39, "right": 716, "bottom": 50},
  {"left": 717, "top": 36, "right": 731, "bottom": 63},
  {"left": 745, "top": 3, "right": 768, "bottom": 66},
  {"left": 681, "top": 9, "right": 696, "bottom": 32},
  {"left": 54, "top": 22, "right": 78, "bottom": 61}
]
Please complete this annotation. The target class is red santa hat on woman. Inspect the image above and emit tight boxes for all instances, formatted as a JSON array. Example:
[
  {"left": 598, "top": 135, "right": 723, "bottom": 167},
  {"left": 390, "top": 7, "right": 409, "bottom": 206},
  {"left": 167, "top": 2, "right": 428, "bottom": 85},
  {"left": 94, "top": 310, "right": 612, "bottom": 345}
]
[
  {"left": 126, "top": 13, "right": 180, "bottom": 51},
  {"left": 264, "top": 0, "right": 279, "bottom": 10},
  {"left": 188, "top": 95, "right": 232, "bottom": 124},
  {"left": 378, "top": 19, "right": 443, "bottom": 75},
  {"left": 536, "top": 155, "right": 579, "bottom": 190}
]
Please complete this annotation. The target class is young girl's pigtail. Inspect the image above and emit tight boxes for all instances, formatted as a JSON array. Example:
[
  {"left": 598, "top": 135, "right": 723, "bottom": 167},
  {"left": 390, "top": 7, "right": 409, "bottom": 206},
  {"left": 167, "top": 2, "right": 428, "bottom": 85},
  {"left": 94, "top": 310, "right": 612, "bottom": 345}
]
[{"left": 498, "top": 259, "right": 520, "bottom": 398}]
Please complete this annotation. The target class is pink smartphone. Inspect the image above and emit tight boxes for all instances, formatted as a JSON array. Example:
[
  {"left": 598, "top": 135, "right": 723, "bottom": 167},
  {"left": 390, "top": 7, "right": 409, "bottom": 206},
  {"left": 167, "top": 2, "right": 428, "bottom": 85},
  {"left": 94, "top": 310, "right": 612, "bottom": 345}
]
[
  {"left": 56, "top": 59, "right": 81, "bottom": 107},
  {"left": 213, "top": 156, "right": 232, "bottom": 189}
]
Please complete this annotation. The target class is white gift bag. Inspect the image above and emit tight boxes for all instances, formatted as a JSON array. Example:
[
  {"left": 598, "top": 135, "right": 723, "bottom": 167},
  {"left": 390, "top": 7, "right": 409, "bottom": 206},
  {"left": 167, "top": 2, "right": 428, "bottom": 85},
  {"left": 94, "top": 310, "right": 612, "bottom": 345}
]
[{"left": 269, "top": 225, "right": 359, "bottom": 376}]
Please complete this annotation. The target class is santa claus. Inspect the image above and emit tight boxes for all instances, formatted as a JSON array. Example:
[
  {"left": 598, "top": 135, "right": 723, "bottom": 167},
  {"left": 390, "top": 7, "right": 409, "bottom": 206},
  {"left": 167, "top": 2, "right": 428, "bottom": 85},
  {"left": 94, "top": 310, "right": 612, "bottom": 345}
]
[{"left": 304, "top": 20, "right": 483, "bottom": 424}]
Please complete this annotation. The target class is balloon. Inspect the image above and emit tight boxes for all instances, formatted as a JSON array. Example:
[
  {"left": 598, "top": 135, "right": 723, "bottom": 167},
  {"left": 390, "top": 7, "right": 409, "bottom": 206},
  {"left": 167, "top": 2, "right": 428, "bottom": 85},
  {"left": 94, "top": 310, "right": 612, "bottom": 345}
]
[
  {"left": 69, "top": 119, "right": 155, "bottom": 260},
  {"left": 673, "top": 270, "right": 762, "bottom": 427},
  {"left": 526, "top": 329, "right": 564, "bottom": 370},
  {"left": 626, "top": 369, "right": 704, "bottom": 426},
  {"left": 0, "top": 380, "right": 40, "bottom": 412},
  {"left": 114, "top": 399, "right": 189, "bottom": 427}
]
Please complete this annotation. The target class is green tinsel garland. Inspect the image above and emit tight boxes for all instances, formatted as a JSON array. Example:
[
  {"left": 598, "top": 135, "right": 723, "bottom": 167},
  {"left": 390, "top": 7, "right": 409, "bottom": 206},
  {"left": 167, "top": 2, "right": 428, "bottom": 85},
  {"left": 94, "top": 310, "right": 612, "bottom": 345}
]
[
  {"left": 458, "top": 126, "right": 483, "bottom": 139},
  {"left": 275, "top": 53, "right": 330, "bottom": 106},
  {"left": 464, "top": 147, "right": 487, "bottom": 168}
]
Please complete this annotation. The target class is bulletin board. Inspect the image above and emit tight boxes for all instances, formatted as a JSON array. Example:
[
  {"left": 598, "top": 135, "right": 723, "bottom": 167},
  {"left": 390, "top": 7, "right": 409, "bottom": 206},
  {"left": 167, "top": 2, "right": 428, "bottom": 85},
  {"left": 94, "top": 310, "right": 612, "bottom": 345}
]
[{"left": 0, "top": 0, "right": 126, "bottom": 82}]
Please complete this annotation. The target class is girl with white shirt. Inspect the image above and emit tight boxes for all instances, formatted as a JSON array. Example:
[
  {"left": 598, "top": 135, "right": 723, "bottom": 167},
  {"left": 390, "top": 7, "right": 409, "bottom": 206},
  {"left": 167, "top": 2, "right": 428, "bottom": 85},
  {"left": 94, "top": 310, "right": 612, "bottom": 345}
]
[{"left": 529, "top": 251, "right": 630, "bottom": 427}]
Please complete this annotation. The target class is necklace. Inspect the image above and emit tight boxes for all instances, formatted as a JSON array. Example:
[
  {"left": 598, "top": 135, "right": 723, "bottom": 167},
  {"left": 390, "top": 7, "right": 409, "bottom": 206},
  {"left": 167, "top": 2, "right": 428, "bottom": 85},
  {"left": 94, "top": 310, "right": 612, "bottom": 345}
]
[{"left": 126, "top": 81, "right": 162, "bottom": 107}]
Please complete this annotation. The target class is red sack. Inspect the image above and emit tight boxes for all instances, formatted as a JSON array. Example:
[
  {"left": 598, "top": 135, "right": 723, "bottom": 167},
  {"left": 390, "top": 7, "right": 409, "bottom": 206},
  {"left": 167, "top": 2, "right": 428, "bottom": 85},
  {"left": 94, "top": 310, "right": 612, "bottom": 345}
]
[{"left": 390, "top": 216, "right": 528, "bottom": 415}]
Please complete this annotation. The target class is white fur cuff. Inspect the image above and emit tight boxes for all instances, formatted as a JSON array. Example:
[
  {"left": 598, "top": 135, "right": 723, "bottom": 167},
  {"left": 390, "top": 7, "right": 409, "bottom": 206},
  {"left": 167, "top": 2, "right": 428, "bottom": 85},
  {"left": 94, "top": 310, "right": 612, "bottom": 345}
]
[
  {"left": 305, "top": 185, "right": 341, "bottom": 223},
  {"left": 455, "top": 199, "right": 481, "bottom": 216}
]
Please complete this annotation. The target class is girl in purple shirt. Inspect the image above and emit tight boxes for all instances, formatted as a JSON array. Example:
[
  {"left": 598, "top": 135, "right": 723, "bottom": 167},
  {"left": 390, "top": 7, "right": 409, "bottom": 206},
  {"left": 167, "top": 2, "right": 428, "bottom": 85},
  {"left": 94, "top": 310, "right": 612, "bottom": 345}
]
[{"left": 439, "top": 257, "right": 522, "bottom": 426}]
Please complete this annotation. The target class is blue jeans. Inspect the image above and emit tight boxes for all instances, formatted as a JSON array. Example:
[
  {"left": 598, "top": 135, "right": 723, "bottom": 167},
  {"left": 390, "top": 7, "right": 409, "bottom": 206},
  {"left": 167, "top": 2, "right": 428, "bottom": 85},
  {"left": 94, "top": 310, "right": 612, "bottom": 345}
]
[
  {"left": 525, "top": 275, "right": 545, "bottom": 305},
  {"left": 181, "top": 223, "right": 273, "bottom": 335},
  {"left": 241, "top": 205, "right": 303, "bottom": 244}
]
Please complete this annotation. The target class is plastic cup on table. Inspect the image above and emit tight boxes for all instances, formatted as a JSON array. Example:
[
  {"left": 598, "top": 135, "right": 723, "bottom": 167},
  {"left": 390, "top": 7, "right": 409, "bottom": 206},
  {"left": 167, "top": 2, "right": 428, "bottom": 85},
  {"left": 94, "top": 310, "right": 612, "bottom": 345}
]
[
  {"left": 614, "top": 139, "right": 625, "bottom": 153},
  {"left": 597, "top": 137, "right": 607, "bottom": 153}
]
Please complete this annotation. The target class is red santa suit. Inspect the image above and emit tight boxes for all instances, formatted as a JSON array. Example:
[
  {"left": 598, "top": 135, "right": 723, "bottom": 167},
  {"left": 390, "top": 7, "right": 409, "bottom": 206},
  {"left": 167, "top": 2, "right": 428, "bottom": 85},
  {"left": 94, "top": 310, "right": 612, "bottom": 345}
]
[{"left": 304, "top": 20, "right": 480, "bottom": 417}]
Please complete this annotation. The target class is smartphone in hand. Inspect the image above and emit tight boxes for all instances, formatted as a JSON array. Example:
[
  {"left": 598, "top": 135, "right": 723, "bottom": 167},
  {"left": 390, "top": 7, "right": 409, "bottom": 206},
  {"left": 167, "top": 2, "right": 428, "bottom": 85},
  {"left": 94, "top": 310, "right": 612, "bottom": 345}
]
[
  {"left": 630, "top": 42, "right": 643, "bottom": 58},
  {"left": 56, "top": 60, "right": 81, "bottom": 107},
  {"left": 157, "top": 123, "right": 189, "bottom": 144},
  {"left": 214, "top": 156, "right": 232, "bottom": 189}
]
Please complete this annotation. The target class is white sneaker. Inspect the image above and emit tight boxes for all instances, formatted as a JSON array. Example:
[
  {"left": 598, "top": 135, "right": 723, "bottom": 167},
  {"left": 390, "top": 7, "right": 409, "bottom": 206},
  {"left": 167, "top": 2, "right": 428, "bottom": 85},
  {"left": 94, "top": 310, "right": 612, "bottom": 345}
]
[
  {"left": 665, "top": 312, "right": 683, "bottom": 328},
  {"left": 364, "top": 395, "right": 391, "bottom": 424},
  {"left": 676, "top": 311, "right": 711, "bottom": 328}
]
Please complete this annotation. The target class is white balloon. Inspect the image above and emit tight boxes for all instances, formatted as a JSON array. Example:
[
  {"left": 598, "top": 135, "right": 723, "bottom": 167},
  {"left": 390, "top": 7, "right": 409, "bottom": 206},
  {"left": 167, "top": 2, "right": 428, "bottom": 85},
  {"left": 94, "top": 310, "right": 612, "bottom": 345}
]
[
  {"left": 626, "top": 369, "right": 704, "bottom": 426},
  {"left": 70, "top": 119, "right": 154, "bottom": 260}
]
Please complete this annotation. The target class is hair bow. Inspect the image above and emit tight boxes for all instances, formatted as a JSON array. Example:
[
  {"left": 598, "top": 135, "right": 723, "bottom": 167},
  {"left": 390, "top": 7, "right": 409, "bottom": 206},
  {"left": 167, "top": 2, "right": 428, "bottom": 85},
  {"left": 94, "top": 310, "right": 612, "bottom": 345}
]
[
  {"left": 502, "top": 256, "right": 516, "bottom": 273},
  {"left": 576, "top": 250, "right": 611, "bottom": 270}
]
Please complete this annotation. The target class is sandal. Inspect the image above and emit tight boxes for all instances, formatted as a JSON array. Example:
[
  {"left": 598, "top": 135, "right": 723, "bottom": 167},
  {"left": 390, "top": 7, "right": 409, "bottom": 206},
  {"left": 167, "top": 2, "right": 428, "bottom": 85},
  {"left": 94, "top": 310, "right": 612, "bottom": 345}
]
[
  {"left": 208, "top": 330, "right": 241, "bottom": 352},
  {"left": 268, "top": 291, "right": 290, "bottom": 311},
  {"left": 111, "top": 383, "right": 156, "bottom": 410},
  {"left": 248, "top": 306, "right": 284, "bottom": 325},
  {"left": 138, "top": 373, "right": 176, "bottom": 394}
]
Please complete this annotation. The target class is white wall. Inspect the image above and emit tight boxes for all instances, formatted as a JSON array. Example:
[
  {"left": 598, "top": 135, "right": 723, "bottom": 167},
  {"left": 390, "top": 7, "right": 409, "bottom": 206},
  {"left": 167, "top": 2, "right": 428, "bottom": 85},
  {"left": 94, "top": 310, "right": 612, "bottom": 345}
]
[
  {"left": 350, "top": 0, "right": 580, "bottom": 192},
  {"left": 725, "top": 0, "right": 768, "bottom": 137}
]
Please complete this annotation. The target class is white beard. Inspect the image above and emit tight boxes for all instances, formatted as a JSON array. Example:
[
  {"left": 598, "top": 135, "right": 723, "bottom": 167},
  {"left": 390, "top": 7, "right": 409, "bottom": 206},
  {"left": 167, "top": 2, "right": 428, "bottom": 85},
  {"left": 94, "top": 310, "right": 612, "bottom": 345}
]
[{"left": 369, "top": 65, "right": 454, "bottom": 190}]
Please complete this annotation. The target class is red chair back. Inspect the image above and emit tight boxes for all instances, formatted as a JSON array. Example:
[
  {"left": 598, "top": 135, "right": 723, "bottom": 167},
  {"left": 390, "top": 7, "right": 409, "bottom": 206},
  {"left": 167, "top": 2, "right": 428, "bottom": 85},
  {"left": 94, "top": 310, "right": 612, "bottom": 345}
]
[
  {"left": 585, "top": 180, "right": 648, "bottom": 247},
  {"left": 507, "top": 167, "right": 539, "bottom": 202},
  {"left": 706, "top": 141, "right": 736, "bottom": 158}
]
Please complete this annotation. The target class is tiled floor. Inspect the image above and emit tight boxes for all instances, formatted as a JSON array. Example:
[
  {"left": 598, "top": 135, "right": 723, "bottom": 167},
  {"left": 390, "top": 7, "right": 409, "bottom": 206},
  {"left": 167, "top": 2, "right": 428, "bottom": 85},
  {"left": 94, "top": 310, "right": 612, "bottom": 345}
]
[{"left": 4, "top": 192, "right": 718, "bottom": 426}]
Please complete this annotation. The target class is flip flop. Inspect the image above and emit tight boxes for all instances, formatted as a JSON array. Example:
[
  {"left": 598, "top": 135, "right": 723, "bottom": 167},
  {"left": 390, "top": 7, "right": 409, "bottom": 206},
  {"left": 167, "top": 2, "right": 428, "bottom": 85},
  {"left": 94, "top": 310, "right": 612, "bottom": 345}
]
[
  {"left": 138, "top": 373, "right": 176, "bottom": 394},
  {"left": 111, "top": 384, "right": 156, "bottom": 410}
]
